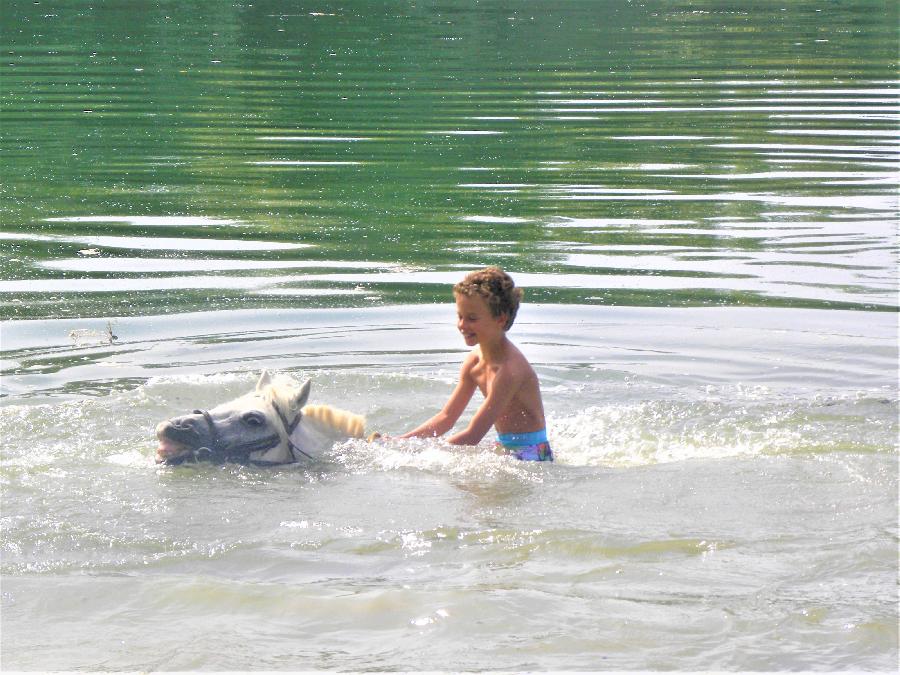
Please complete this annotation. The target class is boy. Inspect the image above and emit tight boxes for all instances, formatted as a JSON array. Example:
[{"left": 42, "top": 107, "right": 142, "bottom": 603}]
[{"left": 399, "top": 266, "right": 552, "bottom": 461}]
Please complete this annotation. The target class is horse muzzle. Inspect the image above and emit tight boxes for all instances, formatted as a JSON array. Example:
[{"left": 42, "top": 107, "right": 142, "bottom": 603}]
[{"left": 155, "top": 414, "right": 215, "bottom": 464}]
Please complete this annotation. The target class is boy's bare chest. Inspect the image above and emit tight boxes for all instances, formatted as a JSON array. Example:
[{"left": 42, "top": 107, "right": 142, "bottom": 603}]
[{"left": 470, "top": 359, "right": 500, "bottom": 394}]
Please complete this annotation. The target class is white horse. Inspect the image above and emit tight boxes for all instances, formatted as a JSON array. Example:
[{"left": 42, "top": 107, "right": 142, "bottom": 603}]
[{"left": 155, "top": 371, "right": 369, "bottom": 465}]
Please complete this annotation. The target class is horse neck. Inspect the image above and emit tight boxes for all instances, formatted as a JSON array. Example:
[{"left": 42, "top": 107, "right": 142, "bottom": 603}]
[{"left": 284, "top": 404, "right": 366, "bottom": 462}]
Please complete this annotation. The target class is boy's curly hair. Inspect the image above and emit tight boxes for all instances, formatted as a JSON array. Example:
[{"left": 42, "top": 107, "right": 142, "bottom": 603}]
[{"left": 453, "top": 266, "right": 522, "bottom": 330}]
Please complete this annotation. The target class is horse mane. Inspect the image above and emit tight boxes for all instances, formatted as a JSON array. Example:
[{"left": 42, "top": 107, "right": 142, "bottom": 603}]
[{"left": 301, "top": 404, "right": 366, "bottom": 438}]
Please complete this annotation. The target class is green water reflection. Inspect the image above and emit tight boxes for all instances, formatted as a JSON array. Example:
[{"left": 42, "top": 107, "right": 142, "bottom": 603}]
[{"left": 1, "top": 0, "right": 897, "bottom": 318}]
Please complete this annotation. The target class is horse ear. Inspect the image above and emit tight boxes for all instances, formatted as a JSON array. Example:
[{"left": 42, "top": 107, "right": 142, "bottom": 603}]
[
  {"left": 292, "top": 378, "right": 311, "bottom": 411},
  {"left": 256, "top": 370, "right": 273, "bottom": 392}
]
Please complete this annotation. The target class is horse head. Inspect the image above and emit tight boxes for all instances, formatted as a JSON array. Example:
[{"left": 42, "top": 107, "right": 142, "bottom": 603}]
[{"left": 155, "top": 371, "right": 365, "bottom": 466}]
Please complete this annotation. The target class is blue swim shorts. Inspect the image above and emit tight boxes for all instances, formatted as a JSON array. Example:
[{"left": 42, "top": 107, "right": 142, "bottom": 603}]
[{"left": 497, "top": 429, "right": 554, "bottom": 462}]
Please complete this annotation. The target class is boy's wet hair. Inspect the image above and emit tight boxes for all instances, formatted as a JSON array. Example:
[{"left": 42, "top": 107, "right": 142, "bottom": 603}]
[{"left": 453, "top": 266, "right": 522, "bottom": 330}]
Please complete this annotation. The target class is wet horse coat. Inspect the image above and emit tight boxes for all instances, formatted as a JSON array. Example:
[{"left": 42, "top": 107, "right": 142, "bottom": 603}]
[{"left": 155, "top": 371, "right": 366, "bottom": 465}]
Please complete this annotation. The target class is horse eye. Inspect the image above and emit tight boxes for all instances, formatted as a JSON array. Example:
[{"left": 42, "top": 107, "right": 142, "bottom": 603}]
[{"left": 243, "top": 412, "right": 265, "bottom": 427}]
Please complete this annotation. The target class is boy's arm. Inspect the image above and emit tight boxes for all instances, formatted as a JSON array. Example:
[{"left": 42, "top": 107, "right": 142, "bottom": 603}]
[
  {"left": 398, "top": 354, "right": 478, "bottom": 439},
  {"left": 447, "top": 365, "right": 521, "bottom": 446}
]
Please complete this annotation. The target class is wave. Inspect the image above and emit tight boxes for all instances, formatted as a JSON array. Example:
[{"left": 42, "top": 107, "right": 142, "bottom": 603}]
[
  {"left": 547, "top": 395, "right": 897, "bottom": 467},
  {"left": 0, "top": 372, "right": 895, "bottom": 475}
]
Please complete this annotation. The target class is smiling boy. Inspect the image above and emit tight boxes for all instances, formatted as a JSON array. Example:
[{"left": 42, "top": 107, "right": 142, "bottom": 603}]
[{"left": 399, "top": 266, "right": 552, "bottom": 461}]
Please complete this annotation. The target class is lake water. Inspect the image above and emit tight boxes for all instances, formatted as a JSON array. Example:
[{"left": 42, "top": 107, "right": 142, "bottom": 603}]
[{"left": 1, "top": 1, "right": 898, "bottom": 671}]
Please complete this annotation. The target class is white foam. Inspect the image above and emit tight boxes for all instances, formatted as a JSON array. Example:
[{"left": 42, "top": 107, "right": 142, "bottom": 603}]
[
  {"left": 545, "top": 394, "right": 898, "bottom": 468},
  {"left": 329, "top": 437, "right": 541, "bottom": 482}
]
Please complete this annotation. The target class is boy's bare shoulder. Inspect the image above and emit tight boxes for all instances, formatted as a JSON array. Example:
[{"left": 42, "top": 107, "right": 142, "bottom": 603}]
[
  {"left": 507, "top": 341, "right": 536, "bottom": 373},
  {"left": 459, "top": 347, "right": 482, "bottom": 372},
  {"left": 494, "top": 342, "right": 535, "bottom": 386}
]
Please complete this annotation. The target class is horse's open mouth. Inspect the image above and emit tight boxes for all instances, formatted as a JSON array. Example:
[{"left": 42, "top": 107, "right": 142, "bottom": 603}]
[{"left": 156, "top": 437, "right": 193, "bottom": 464}]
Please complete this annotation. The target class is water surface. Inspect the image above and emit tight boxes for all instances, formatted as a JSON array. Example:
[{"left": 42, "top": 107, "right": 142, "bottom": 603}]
[
  {"left": 1, "top": 1, "right": 897, "bottom": 671},
  {"left": 1, "top": 0, "right": 897, "bottom": 318}
]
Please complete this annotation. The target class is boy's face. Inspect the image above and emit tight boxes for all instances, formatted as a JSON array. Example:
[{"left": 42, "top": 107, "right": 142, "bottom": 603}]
[{"left": 455, "top": 293, "right": 507, "bottom": 347}]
